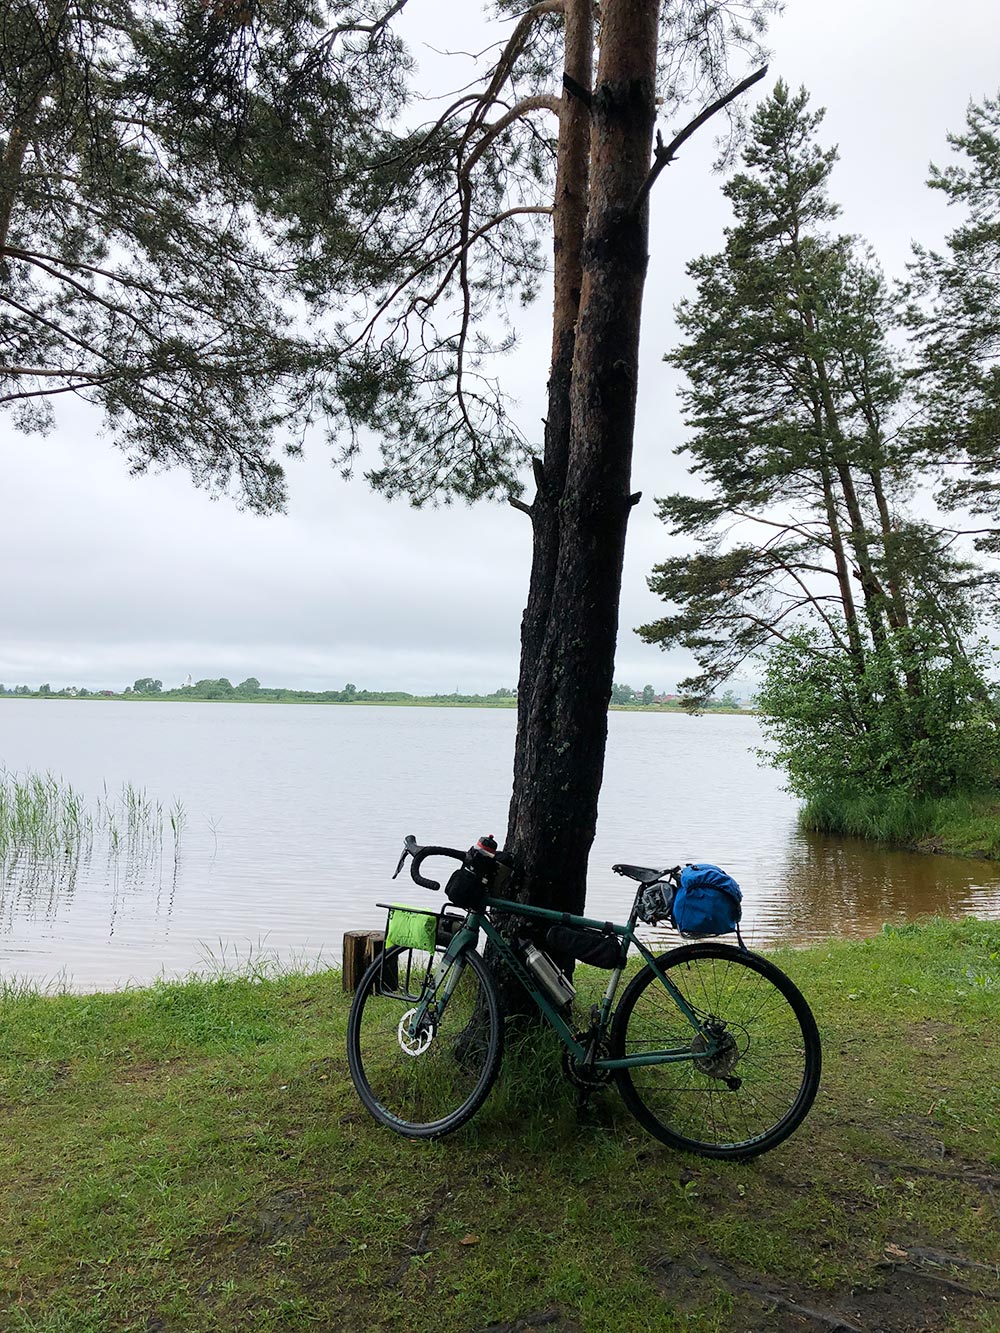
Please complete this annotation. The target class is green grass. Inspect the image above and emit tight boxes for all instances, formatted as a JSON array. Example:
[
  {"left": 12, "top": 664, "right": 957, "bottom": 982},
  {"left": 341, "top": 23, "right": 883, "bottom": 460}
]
[
  {"left": 1, "top": 918, "right": 998, "bottom": 1331},
  {"left": 802, "top": 788, "right": 1000, "bottom": 860},
  {"left": 0, "top": 771, "right": 181, "bottom": 867}
]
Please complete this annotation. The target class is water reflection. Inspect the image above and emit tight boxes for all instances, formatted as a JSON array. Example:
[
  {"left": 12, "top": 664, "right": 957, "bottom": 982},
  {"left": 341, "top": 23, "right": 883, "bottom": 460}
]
[
  {"left": 758, "top": 828, "right": 1000, "bottom": 945},
  {"left": 0, "top": 840, "right": 179, "bottom": 936}
]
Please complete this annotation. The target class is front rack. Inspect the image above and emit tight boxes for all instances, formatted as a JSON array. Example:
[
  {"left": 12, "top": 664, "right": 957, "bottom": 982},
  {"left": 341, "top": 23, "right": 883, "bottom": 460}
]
[{"left": 373, "top": 901, "right": 466, "bottom": 1002}]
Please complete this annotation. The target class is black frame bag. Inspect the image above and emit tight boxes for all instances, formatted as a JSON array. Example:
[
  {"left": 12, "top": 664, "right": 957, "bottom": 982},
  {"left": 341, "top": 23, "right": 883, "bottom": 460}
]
[{"left": 546, "top": 924, "right": 625, "bottom": 970}]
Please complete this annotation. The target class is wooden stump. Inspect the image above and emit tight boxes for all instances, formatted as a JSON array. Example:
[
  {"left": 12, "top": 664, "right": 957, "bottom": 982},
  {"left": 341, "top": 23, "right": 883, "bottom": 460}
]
[{"left": 342, "top": 929, "right": 393, "bottom": 992}]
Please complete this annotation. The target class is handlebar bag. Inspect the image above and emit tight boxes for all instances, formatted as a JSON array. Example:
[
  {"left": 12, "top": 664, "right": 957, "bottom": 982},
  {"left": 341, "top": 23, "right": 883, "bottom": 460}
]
[
  {"left": 445, "top": 865, "right": 489, "bottom": 910},
  {"left": 671, "top": 864, "right": 742, "bottom": 938},
  {"left": 546, "top": 924, "right": 625, "bottom": 970}
]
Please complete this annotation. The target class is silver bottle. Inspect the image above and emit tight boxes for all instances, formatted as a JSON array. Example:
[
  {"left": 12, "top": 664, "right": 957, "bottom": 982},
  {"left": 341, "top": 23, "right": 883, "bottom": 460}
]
[{"left": 523, "top": 943, "right": 576, "bottom": 1009}]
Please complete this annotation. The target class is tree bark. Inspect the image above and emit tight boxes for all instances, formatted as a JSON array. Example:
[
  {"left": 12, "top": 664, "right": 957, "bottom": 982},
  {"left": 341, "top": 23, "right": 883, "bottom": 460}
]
[
  {"left": 507, "top": 0, "right": 593, "bottom": 847},
  {"left": 0, "top": 84, "right": 46, "bottom": 259},
  {"left": 817, "top": 445, "right": 866, "bottom": 675},
  {"left": 867, "top": 463, "right": 925, "bottom": 701},
  {"left": 505, "top": 0, "right": 659, "bottom": 917},
  {"left": 0, "top": 119, "right": 32, "bottom": 257},
  {"left": 804, "top": 320, "right": 894, "bottom": 659}
]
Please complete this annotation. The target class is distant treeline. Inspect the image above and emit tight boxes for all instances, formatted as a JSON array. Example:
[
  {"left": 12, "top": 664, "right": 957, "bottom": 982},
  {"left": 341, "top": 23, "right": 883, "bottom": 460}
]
[
  {"left": 0, "top": 680, "right": 750, "bottom": 709},
  {"left": 0, "top": 679, "right": 521, "bottom": 705}
]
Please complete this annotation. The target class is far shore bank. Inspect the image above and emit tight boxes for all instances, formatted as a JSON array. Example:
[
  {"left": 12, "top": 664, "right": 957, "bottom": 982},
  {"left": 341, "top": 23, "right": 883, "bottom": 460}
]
[{"left": 0, "top": 693, "right": 753, "bottom": 715}]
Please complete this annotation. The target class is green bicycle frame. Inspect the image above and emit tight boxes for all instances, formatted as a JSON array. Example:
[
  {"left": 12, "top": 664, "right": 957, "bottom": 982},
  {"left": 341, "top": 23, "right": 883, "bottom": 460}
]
[{"left": 408, "top": 890, "right": 725, "bottom": 1072}]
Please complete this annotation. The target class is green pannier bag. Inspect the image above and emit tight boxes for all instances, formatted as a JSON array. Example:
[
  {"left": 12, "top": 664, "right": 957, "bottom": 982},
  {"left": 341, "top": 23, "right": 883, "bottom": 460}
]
[{"left": 385, "top": 906, "right": 437, "bottom": 953}]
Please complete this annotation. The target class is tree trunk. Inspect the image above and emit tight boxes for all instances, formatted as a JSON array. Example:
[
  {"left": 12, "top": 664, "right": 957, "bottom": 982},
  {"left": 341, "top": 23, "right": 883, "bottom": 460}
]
[
  {"left": 866, "top": 463, "right": 925, "bottom": 701},
  {"left": 813, "top": 400, "right": 866, "bottom": 676},
  {"left": 851, "top": 362, "right": 920, "bottom": 661},
  {"left": 0, "top": 92, "right": 44, "bottom": 258},
  {"left": 809, "top": 341, "right": 894, "bottom": 658},
  {"left": 507, "top": 0, "right": 593, "bottom": 844},
  {"left": 505, "top": 0, "right": 659, "bottom": 917}
]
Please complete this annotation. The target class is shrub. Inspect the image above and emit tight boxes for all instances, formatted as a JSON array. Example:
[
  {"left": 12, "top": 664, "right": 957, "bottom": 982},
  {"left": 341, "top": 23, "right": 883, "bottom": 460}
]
[{"left": 755, "top": 633, "right": 1000, "bottom": 802}]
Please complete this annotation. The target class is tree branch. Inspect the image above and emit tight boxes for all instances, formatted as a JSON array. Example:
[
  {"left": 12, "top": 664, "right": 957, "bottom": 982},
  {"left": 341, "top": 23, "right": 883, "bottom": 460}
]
[
  {"left": 414, "top": 205, "right": 553, "bottom": 313},
  {"left": 1, "top": 293, "right": 109, "bottom": 364},
  {"left": 460, "top": 95, "right": 562, "bottom": 182},
  {"left": 444, "top": 1, "right": 565, "bottom": 450},
  {"left": 320, "top": 0, "right": 410, "bottom": 52},
  {"left": 0, "top": 364, "right": 105, "bottom": 379},
  {"left": 5, "top": 248, "right": 164, "bottom": 344},
  {"left": 634, "top": 65, "right": 768, "bottom": 210},
  {"left": 476, "top": 1, "right": 564, "bottom": 118},
  {"left": 731, "top": 509, "right": 837, "bottom": 553}
]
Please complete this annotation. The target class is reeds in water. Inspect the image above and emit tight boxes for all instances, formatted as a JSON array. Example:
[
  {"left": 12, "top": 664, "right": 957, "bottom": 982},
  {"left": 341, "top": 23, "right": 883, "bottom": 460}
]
[{"left": 0, "top": 770, "right": 184, "bottom": 866}]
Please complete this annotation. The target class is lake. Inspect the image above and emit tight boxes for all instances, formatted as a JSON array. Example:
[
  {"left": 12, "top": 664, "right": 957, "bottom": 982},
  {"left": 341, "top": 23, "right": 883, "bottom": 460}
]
[{"left": 1, "top": 700, "right": 998, "bottom": 989}]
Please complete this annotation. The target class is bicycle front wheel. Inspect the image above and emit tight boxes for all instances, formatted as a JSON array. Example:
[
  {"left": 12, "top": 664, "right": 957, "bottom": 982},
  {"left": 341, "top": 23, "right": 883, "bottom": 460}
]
[
  {"left": 611, "top": 943, "right": 821, "bottom": 1159},
  {"left": 347, "top": 945, "right": 503, "bottom": 1138}
]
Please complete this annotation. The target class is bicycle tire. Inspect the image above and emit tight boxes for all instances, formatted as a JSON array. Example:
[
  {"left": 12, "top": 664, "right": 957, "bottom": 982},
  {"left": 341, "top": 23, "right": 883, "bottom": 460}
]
[
  {"left": 610, "top": 943, "right": 821, "bottom": 1159},
  {"left": 347, "top": 944, "right": 504, "bottom": 1138}
]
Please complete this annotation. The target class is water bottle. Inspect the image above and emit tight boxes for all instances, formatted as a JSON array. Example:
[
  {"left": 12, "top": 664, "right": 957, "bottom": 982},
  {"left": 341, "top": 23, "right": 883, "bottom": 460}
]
[
  {"left": 471, "top": 833, "right": 497, "bottom": 861},
  {"left": 467, "top": 834, "right": 498, "bottom": 884},
  {"left": 522, "top": 942, "right": 576, "bottom": 1010}
]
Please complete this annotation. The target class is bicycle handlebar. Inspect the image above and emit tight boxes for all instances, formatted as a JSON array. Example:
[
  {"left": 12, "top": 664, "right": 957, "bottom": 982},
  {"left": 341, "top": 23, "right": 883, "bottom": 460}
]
[{"left": 394, "top": 834, "right": 466, "bottom": 891}]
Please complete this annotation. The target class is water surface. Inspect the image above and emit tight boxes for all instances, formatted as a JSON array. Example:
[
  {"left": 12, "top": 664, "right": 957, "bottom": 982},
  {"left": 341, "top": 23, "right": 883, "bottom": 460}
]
[{"left": 1, "top": 701, "right": 997, "bottom": 989}]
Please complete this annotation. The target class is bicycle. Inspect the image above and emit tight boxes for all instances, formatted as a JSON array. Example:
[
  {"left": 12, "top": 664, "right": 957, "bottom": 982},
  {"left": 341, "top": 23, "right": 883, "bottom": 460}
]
[{"left": 346, "top": 835, "right": 822, "bottom": 1159}]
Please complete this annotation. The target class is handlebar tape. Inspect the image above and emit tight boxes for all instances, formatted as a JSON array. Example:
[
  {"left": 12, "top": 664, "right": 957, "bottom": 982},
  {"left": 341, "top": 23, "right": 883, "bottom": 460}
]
[{"left": 401, "top": 837, "right": 466, "bottom": 891}]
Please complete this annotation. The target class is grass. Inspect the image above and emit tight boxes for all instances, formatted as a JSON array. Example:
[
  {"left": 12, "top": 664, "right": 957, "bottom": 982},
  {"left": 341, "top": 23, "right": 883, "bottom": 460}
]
[
  {"left": 801, "top": 788, "right": 1000, "bottom": 860},
  {"left": 0, "top": 770, "right": 183, "bottom": 868},
  {"left": 0, "top": 918, "right": 998, "bottom": 1331}
]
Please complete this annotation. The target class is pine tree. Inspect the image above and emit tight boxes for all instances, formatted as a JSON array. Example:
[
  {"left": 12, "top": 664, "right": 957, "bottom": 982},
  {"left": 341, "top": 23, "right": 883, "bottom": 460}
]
[
  {"left": 907, "top": 92, "right": 1000, "bottom": 549},
  {"left": 640, "top": 83, "right": 999, "bottom": 796},
  {"left": 0, "top": 0, "right": 411, "bottom": 509}
]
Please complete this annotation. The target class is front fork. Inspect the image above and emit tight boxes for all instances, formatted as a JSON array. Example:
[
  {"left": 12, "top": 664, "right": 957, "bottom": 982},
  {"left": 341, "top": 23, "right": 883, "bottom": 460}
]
[{"left": 404, "top": 933, "right": 475, "bottom": 1039}]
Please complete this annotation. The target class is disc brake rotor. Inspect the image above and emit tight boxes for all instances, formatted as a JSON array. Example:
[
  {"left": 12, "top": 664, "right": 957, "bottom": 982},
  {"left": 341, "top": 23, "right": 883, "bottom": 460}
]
[
  {"left": 691, "top": 1025, "right": 739, "bottom": 1078},
  {"left": 397, "top": 1008, "right": 434, "bottom": 1056}
]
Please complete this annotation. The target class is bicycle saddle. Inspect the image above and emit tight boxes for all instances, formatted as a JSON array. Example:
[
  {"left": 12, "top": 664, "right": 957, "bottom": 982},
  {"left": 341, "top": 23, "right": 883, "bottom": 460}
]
[{"left": 612, "top": 863, "right": 669, "bottom": 883}]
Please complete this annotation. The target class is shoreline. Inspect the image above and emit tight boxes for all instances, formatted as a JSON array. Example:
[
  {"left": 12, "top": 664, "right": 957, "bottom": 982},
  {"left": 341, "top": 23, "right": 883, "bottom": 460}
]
[{"left": 0, "top": 694, "right": 753, "bottom": 715}]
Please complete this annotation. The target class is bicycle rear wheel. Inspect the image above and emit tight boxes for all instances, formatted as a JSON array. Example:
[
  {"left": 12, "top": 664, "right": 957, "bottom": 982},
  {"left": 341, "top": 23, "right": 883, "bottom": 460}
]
[
  {"left": 347, "top": 944, "right": 503, "bottom": 1138},
  {"left": 610, "top": 944, "right": 821, "bottom": 1159}
]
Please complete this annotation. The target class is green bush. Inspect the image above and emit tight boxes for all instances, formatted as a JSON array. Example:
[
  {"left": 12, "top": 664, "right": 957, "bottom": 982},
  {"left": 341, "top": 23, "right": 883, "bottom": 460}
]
[{"left": 755, "top": 632, "right": 1000, "bottom": 803}]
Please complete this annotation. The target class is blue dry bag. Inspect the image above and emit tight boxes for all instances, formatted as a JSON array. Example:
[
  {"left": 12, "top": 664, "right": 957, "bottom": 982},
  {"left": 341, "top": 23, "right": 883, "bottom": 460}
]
[{"left": 672, "top": 864, "right": 743, "bottom": 940}]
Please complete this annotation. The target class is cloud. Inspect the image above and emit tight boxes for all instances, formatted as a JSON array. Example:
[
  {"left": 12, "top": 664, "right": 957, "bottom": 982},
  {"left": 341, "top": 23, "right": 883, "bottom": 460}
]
[{"left": 3, "top": 0, "right": 996, "bottom": 694}]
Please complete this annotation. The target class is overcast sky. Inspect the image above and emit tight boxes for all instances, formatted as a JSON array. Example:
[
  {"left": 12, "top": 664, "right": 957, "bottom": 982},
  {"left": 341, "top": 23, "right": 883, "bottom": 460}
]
[{"left": 2, "top": 0, "right": 997, "bottom": 695}]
